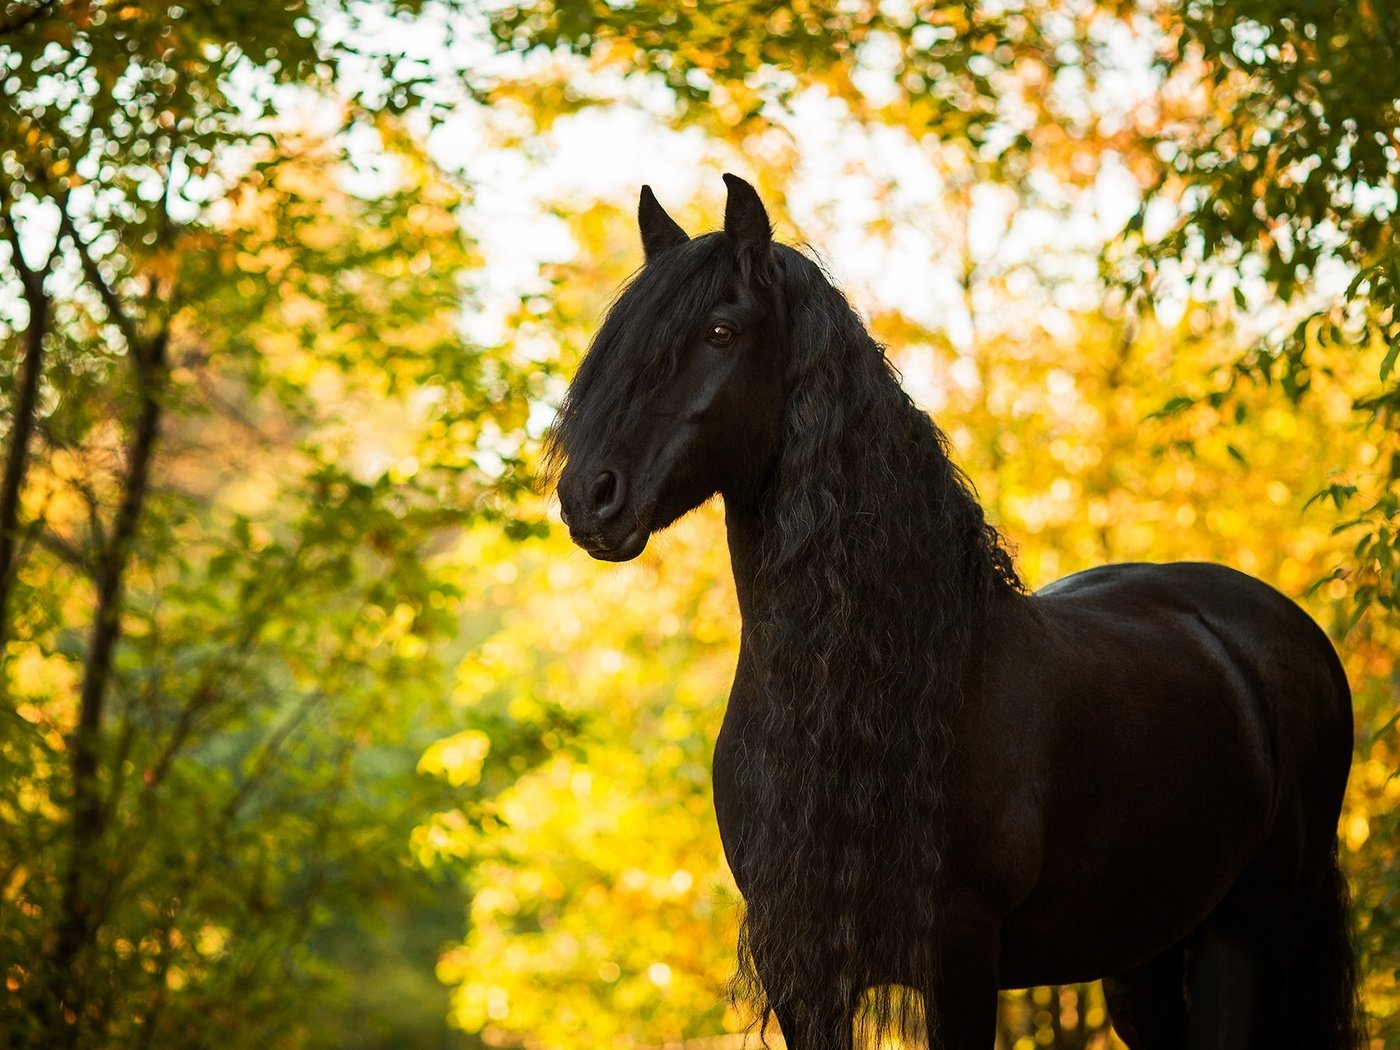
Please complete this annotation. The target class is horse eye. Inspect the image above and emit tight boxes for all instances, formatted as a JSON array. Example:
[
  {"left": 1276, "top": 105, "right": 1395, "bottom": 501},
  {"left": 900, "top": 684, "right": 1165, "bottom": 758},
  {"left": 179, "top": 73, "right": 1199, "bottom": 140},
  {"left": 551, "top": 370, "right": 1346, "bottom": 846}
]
[{"left": 708, "top": 323, "right": 736, "bottom": 346}]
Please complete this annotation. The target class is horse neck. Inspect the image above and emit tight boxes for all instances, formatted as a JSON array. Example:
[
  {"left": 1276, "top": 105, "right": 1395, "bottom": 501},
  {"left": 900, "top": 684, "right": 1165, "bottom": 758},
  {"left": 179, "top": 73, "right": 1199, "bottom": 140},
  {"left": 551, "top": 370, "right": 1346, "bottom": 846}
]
[
  {"left": 725, "top": 369, "right": 1012, "bottom": 682},
  {"left": 721, "top": 335, "right": 1009, "bottom": 1036}
]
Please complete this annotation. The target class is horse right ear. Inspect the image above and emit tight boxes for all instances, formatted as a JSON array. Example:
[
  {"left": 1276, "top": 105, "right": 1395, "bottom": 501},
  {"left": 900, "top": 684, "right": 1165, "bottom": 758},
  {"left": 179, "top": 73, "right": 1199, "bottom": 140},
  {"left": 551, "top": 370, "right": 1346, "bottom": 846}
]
[
  {"left": 722, "top": 173, "right": 771, "bottom": 246},
  {"left": 722, "top": 173, "right": 774, "bottom": 287},
  {"left": 639, "top": 186, "right": 689, "bottom": 261}
]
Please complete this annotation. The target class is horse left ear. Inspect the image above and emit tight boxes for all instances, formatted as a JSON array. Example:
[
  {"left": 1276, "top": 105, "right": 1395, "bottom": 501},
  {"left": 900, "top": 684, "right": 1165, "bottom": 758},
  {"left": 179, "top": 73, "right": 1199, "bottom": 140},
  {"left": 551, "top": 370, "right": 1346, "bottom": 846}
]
[
  {"left": 722, "top": 173, "right": 773, "bottom": 284},
  {"left": 639, "top": 185, "right": 690, "bottom": 261}
]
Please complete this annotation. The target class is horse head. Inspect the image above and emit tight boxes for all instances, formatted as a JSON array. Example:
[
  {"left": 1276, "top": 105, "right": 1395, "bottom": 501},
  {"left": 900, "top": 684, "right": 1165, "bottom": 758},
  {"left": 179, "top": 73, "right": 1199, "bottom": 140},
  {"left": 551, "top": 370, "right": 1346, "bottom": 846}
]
[{"left": 549, "top": 175, "right": 790, "bottom": 561}]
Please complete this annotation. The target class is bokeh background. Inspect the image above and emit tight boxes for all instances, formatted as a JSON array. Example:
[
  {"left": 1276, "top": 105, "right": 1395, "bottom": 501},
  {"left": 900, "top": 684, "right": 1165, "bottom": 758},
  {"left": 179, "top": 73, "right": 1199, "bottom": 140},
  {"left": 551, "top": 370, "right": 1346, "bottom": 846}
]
[{"left": 0, "top": 1, "right": 1396, "bottom": 1047}]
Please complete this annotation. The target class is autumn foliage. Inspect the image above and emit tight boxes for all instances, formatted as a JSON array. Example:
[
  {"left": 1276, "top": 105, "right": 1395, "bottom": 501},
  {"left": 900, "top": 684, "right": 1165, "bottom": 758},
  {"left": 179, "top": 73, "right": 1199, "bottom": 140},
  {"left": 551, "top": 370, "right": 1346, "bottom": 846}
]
[{"left": 0, "top": 1, "right": 1396, "bottom": 1048}]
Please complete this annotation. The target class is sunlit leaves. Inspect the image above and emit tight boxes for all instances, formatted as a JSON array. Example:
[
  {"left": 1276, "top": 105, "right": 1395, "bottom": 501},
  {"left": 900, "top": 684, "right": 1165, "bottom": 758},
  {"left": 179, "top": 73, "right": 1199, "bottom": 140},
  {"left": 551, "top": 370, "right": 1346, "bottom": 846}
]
[
  {"left": 0, "top": 3, "right": 507, "bottom": 1042},
  {"left": 415, "top": 511, "right": 744, "bottom": 1047},
  {"left": 419, "top": 729, "right": 491, "bottom": 787},
  {"left": 6, "top": 2, "right": 1398, "bottom": 1047},
  {"left": 471, "top": 0, "right": 1400, "bottom": 621},
  {"left": 477, "top": 0, "right": 1152, "bottom": 192}
]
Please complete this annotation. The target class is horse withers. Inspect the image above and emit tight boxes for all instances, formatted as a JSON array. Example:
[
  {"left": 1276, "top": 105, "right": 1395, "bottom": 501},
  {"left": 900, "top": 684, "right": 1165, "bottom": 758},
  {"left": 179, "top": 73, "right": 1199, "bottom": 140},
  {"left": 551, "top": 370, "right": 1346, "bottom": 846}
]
[{"left": 548, "top": 174, "right": 1360, "bottom": 1050}]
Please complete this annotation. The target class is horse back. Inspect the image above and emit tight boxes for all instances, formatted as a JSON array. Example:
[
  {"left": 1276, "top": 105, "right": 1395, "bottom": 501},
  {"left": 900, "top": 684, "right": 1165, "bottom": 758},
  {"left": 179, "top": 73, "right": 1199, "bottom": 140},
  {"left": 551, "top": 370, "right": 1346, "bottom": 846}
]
[{"left": 1033, "top": 560, "right": 1352, "bottom": 785}]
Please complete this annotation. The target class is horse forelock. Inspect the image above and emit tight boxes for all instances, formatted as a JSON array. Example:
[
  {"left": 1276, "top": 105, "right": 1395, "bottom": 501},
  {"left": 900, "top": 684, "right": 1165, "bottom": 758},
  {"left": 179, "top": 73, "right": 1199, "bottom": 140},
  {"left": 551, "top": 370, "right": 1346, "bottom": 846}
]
[{"left": 543, "top": 233, "right": 738, "bottom": 487}]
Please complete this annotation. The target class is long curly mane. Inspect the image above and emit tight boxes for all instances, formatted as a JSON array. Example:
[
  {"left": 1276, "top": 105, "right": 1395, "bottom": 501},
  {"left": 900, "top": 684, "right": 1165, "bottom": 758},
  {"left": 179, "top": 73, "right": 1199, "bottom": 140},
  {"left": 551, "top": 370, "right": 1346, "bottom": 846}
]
[{"left": 731, "top": 246, "right": 1021, "bottom": 1045}]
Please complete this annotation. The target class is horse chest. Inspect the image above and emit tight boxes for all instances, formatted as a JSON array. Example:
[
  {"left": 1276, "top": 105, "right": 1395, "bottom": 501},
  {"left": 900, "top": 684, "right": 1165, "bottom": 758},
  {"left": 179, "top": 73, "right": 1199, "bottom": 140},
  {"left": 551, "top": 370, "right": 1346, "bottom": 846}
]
[{"left": 711, "top": 678, "right": 930, "bottom": 900}]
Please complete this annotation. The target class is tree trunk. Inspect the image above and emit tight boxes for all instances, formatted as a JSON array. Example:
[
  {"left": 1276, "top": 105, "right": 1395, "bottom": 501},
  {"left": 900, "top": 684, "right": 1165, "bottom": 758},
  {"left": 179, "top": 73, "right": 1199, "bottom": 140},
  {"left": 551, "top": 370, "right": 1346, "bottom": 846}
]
[
  {"left": 49, "top": 331, "right": 167, "bottom": 1044},
  {"left": 0, "top": 227, "right": 49, "bottom": 645}
]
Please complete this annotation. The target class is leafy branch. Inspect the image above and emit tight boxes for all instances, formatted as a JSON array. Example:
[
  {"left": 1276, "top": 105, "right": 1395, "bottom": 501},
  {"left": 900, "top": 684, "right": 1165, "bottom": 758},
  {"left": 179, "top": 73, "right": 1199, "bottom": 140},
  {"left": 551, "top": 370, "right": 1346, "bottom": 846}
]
[{"left": 0, "top": 183, "right": 60, "bottom": 646}]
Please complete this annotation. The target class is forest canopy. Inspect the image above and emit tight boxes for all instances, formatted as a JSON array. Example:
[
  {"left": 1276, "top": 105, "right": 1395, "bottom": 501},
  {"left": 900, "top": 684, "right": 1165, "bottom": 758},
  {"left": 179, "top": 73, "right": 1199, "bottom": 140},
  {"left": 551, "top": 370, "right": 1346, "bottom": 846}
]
[{"left": 0, "top": 0, "right": 1396, "bottom": 1047}]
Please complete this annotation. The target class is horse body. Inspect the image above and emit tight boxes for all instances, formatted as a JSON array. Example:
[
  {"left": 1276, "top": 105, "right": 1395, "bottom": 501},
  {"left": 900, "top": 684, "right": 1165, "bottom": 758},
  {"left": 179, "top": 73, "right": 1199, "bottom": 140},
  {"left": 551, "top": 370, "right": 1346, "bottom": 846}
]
[
  {"left": 717, "top": 507, "right": 1351, "bottom": 1047},
  {"left": 551, "top": 175, "right": 1360, "bottom": 1049},
  {"left": 987, "top": 563, "right": 1350, "bottom": 985}
]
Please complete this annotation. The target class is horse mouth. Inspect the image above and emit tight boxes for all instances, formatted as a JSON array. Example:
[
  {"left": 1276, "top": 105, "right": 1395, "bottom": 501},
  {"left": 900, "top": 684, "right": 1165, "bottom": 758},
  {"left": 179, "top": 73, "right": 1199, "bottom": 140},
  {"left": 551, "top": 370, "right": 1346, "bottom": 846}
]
[{"left": 574, "top": 521, "right": 649, "bottom": 562}]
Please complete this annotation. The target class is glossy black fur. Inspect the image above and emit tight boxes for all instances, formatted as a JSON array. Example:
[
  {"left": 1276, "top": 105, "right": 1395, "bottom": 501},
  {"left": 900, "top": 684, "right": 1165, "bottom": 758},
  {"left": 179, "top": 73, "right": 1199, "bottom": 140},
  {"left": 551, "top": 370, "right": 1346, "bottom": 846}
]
[{"left": 549, "top": 176, "right": 1362, "bottom": 1050}]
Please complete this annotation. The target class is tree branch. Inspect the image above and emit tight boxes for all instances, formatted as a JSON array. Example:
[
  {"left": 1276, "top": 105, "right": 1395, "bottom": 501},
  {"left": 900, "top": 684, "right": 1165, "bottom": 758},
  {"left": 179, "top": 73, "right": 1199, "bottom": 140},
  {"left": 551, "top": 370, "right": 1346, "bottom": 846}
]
[
  {"left": 142, "top": 540, "right": 307, "bottom": 793},
  {"left": 0, "top": 193, "right": 51, "bottom": 646},
  {"left": 56, "top": 196, "right": 142, "bottom": 350},
  {"left": 0, "top": 0, "right": 56, "bottom": 37},
  {"left": 31, "top": 527, "right": 93, "bottom": 574},
  {"left": 2, "top": 192, "right": 37, "bottom": 292},
  {"left": 50, "top": 329, "right": 168, "bottom": 1042}
]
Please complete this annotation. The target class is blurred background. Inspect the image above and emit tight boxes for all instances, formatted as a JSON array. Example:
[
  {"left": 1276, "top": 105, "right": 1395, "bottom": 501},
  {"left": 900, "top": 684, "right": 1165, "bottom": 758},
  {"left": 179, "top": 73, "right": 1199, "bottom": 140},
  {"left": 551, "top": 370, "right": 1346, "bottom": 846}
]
[{"left": 0, "top": 1, "right": 1396, "bottom": 1047}]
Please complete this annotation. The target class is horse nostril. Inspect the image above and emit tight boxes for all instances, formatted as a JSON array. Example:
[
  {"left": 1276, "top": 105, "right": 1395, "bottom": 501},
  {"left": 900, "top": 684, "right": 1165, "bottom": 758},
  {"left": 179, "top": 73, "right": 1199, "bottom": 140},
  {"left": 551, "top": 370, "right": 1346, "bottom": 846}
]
[{"left": 589, "top": 470, "right": 624, "bottom": 519}]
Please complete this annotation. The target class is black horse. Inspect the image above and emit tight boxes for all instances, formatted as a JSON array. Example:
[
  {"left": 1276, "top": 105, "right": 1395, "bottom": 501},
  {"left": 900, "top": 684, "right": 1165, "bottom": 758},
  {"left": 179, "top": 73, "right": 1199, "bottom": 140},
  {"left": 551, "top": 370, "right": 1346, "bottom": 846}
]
[{"left": 548, "top": 175, "right": 1360, "bottom": 1050}]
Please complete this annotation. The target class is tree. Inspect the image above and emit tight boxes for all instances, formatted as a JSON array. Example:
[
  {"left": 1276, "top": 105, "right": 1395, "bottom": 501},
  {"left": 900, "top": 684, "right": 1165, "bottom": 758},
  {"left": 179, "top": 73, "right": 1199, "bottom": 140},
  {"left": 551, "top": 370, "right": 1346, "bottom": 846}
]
[
  {"left": 0, "top": 2, "right": 521, "bottom": 1044},
  {"left": 6, "top": 2, "right": 1395, "bottom": 1046}
]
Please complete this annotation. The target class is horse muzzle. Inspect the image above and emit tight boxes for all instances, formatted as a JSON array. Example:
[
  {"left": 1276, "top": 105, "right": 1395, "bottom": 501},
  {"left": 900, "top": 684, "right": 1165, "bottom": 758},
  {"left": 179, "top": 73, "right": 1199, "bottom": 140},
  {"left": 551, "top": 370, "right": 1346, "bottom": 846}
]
[{"left": 558, "top": 466, "right": 651, "bottom": 561}]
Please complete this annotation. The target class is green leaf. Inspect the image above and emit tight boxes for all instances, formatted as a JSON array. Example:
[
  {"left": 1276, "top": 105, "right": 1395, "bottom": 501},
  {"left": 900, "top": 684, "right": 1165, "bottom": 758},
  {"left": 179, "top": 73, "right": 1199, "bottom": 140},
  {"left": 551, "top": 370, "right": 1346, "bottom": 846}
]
[
  {"left": 1150, "top": 395, "right": 1195, "bottom": 419},
  {"left": 1303, "top": 483, "right": 1357, "bottom": 512},
  {"left": 1381, "top": 339, "right": 1400, "bottom": 383}
]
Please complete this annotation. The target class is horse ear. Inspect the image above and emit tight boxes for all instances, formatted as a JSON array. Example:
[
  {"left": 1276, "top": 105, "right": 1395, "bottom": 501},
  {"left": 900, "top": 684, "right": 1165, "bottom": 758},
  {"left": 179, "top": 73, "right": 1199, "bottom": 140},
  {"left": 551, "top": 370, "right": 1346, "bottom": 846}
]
[
  {"left": 639, "top": 185, "right": 689, "bottom": 261},
  {"left": 722, "top": 173, "right": 771, "bottom": 244},
  {"left": 722, "top": 173, "right": 773, "bottom": 284}
]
